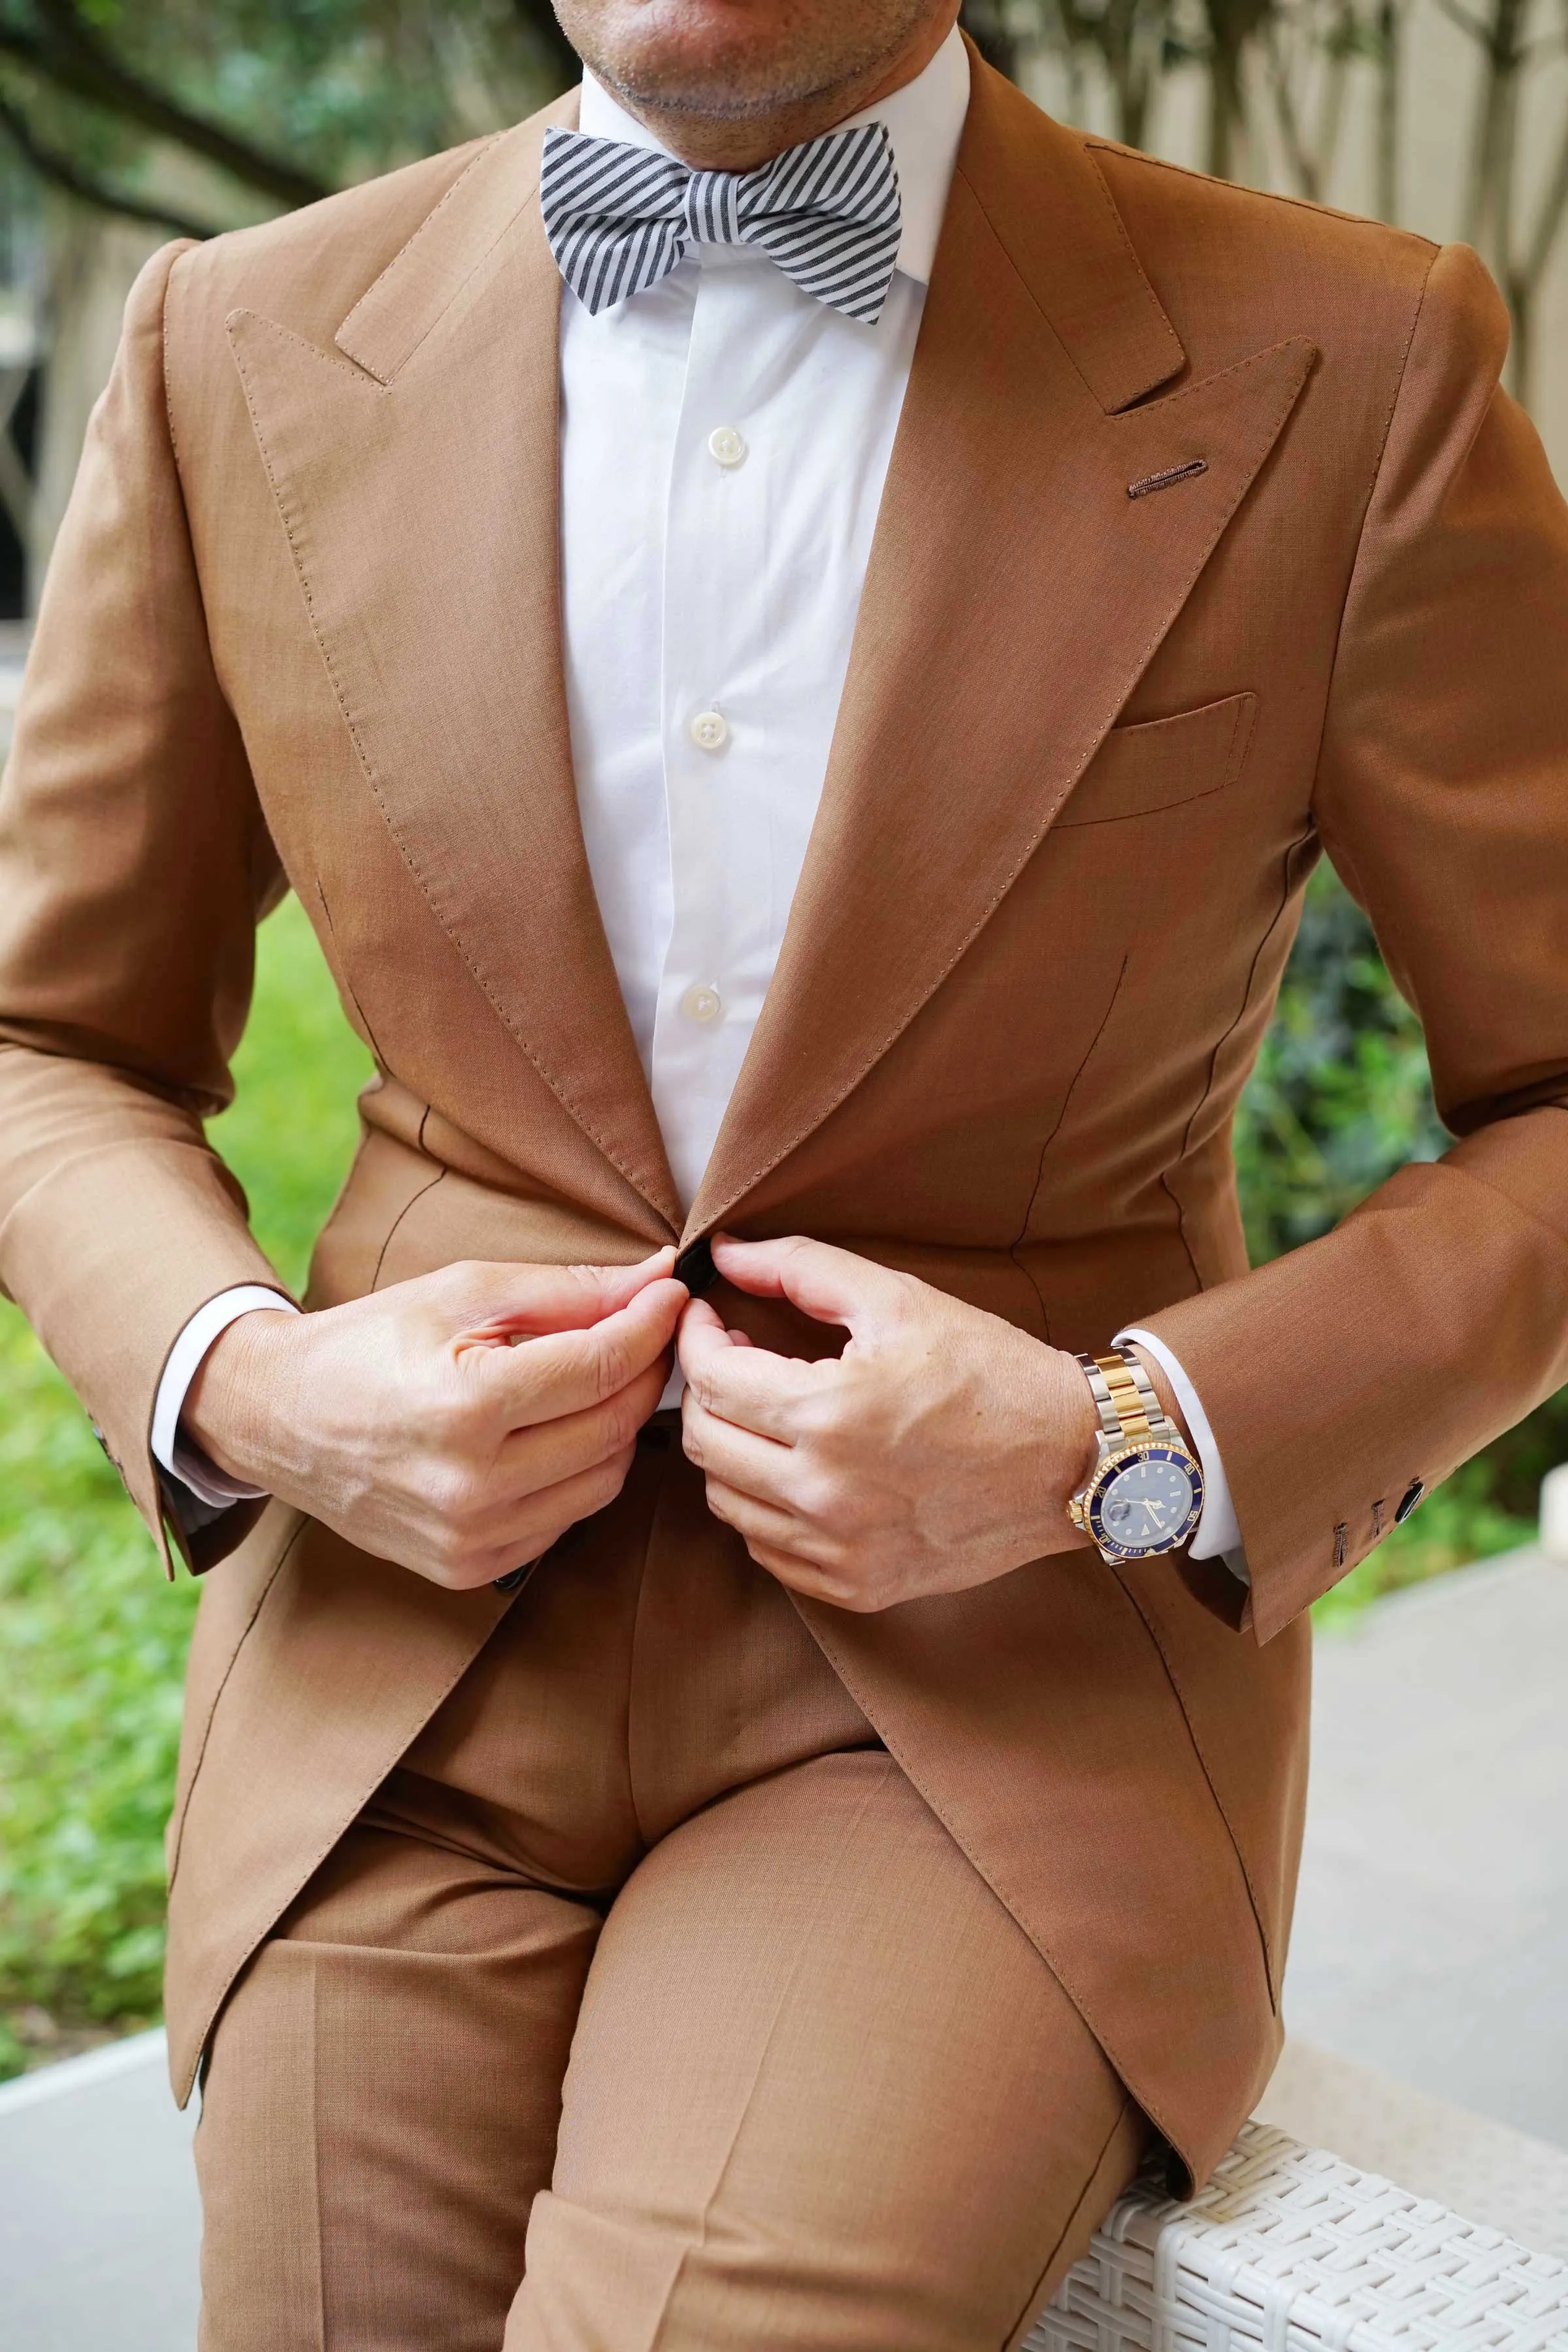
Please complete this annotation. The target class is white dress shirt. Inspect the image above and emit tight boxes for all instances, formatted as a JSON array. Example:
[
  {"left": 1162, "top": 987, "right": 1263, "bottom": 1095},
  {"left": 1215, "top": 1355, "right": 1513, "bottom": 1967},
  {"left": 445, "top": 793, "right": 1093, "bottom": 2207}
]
[
  {"left": 153, "top": 26, "right": 1244, "bottom": 1571},
  {"left": 563, "top": 35, "right": 968, "bottom": 1207}
]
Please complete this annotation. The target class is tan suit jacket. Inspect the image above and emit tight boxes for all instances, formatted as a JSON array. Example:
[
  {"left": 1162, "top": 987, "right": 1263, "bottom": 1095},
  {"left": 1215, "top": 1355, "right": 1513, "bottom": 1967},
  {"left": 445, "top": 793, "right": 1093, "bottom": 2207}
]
[{"left": 3, "top": 49, "right": 1567, "bottom": 2187}]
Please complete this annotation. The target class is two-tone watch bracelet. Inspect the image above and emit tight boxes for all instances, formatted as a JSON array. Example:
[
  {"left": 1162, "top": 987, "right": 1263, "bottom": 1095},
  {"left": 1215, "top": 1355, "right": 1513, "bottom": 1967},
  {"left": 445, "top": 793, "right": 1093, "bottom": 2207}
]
[{"left": 1074, "top": 1348, "right": 1173, "bottom": 1445}]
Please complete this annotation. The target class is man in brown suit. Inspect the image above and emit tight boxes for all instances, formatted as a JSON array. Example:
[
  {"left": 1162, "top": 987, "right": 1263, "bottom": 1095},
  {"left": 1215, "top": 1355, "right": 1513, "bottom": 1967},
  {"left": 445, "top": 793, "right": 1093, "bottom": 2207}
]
[{"left": 3, "top": 0, "right": 1567, "bottom": 2341}]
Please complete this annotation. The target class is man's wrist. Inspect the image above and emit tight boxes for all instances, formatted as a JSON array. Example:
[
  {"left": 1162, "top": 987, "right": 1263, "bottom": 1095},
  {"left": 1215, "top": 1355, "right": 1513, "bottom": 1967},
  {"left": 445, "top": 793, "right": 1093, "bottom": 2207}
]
[
  {"left": 1037, "top": 1343, "right": 1102, "bottom": 1546},
  {"left": 184, "top": 1307, "right": 299, "bottom": 1490}
]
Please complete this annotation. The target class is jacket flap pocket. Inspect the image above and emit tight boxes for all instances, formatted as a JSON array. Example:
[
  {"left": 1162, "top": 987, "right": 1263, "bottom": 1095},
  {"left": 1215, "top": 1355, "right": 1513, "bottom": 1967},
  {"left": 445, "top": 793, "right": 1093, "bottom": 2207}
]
[{"left": 1058, "top": 691, "right": 1258, "bottom": 828}]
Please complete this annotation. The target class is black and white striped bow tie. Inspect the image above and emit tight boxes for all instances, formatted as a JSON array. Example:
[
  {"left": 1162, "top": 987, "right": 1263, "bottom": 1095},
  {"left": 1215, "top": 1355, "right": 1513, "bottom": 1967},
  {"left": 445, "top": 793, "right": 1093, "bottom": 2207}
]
[{"left": 540, "top": 120, "right": 902, "bottom": 324}]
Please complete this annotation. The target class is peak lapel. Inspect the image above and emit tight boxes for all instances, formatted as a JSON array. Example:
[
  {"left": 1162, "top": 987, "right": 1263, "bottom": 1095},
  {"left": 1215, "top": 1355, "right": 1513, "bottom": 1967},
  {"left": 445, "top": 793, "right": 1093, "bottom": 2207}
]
[
  {"left": 689, "top": 76, "right": 1314, "bottom": 1237},
  {"left": 228, "top": 97, "right": 681, "bottom": 1234}
]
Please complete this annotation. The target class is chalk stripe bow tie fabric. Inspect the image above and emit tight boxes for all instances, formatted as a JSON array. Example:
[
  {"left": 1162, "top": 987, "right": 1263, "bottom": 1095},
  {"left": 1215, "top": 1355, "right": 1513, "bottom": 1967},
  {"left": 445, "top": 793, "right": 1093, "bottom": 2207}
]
[{"left": 540, "top": 120, "right": 902, "bottom": 323}]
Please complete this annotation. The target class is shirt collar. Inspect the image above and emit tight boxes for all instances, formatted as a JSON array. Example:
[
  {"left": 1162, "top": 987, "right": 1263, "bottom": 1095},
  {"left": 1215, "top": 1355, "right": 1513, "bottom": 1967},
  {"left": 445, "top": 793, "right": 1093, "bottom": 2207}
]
[{"left": 576, "top": 22, "right": 970, "bottom": 290}]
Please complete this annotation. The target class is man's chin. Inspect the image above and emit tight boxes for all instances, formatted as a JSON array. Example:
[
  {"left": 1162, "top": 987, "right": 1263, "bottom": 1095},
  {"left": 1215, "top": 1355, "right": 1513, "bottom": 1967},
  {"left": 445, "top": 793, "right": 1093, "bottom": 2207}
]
[
  {"left": 562, "top": 0, "right": 911, "bottom": 125},
  {"left": 586, "top": 50, "right": 862, "bottom": 125}
]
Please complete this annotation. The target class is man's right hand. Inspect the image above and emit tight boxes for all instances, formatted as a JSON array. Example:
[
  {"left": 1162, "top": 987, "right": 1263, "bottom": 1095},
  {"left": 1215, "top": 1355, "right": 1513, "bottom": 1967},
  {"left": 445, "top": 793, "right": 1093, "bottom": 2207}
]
[{"left": 182, "top": 1252, "right": 686, "bottom": 1588}]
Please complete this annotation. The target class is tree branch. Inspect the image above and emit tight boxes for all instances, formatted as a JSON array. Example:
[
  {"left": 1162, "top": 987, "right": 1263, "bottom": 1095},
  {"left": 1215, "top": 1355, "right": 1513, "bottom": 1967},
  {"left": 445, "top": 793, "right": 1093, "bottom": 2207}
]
[
  {"left": 1430, "top": 0, "right": 1492, "bottom": 43},
  {"left": 1264, "top": 18, "right": 1321, "bottom": 199},
  {"left": 0, "top": 83, "right": 218, "bottom": 240},
  {"left": 5, "top": 0, "right": 330, "bottom": 210}
]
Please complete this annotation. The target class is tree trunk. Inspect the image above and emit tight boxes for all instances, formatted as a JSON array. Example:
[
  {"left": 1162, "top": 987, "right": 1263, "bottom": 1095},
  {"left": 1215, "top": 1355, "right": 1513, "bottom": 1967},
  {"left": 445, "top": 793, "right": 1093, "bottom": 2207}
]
[
  {"left": 1204, "top": 0, "right": 1267, "bottom": 182},
  {"left": 1375, "top": 0, "right": 1401, "bottom": 222},
  {"left": 1208, "top": 52, "right": 1243, "bottom": 177},
  {"left": 1505, "top": 269, "right": 1531, "bottom": 403},
  {"left": 1463, "top": 0, "right": 1526, "bottom": 252},
  {"left": 1511, "top": 105, "right": 1568, "bottom": 408},
  {"left": 1104, "top": 0, "right": 1164, "bottom": 150},
  {"left": 29, "top": 197, "right": 162, "bottom": 610}
]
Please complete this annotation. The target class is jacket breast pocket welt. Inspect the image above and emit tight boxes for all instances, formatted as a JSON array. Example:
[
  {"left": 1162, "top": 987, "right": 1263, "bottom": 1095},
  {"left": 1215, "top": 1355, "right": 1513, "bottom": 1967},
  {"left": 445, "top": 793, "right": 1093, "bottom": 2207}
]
[{"left": 1057, "top": 691, "right": 1258, "bottom": 828}]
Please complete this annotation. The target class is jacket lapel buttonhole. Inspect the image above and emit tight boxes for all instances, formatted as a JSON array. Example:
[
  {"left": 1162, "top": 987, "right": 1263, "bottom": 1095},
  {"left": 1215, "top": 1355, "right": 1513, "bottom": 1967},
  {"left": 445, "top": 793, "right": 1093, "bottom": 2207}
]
[{"left": 1127, "top": 458, "right": 1209, "bottom": 500}]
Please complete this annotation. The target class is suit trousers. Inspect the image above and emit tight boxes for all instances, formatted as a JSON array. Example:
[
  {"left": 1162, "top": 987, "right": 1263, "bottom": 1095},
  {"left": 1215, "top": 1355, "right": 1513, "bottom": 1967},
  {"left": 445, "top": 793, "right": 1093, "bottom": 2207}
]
[{"left": 193, "top": 1424, "right": 1147, "bottom": 2351}]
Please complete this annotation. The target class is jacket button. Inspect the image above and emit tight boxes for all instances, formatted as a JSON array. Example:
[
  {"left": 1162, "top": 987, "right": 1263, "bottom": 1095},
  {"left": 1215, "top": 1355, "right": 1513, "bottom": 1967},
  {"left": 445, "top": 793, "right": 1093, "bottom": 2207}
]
[
  {"left": 1394, "top": 1478, "right": 1426, "bottom": 1524},
  {"left": 675, "top": 1236, "right": 719, "bottom": 1296}
]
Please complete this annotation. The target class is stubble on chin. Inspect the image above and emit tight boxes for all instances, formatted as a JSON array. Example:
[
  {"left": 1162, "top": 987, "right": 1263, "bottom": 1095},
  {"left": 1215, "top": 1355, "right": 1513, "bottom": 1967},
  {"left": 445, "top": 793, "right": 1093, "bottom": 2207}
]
[{"left": 559, "top": 0, "right": 939, "bottom": 125}]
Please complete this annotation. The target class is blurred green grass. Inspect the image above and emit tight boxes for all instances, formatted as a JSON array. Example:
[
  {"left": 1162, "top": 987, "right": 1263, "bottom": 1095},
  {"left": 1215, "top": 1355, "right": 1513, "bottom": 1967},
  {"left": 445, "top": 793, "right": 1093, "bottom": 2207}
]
[
  {"left": 0, "top": 895, "right": 370, "bottom": 2075},
  {"left": 0, "top": 881, "right": 1538, "bottom": 2074}
]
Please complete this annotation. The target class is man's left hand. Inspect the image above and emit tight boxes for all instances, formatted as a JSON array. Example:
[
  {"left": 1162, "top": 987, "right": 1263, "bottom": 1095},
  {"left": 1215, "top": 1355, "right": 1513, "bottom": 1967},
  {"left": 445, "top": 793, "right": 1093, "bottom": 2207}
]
[{"left": 677, "top": 1235, "right": 1102, "bottom": 1612}]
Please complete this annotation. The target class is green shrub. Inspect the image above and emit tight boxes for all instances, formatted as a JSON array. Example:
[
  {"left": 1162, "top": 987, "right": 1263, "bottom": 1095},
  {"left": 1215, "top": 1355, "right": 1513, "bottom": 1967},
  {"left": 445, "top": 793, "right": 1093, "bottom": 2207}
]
[
  {"left": 1232, "top": 862, "right": 1448, "bottom": 1262},
  {"left": 0, "top": 1322, "right": 198, "bottom": 2044},
  {"left": 0, "top": 895, "right": 369, "bottom": 2070},
  {"left": 1233, "top": 860, "right": 1560, "bottom": 1595}
]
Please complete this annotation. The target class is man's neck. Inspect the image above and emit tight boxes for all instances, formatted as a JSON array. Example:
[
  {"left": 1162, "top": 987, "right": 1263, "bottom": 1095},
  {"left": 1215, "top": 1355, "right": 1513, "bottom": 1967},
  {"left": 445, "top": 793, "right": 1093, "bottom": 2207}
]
[{"left": 593, "top": 7, "right": 962, "bottom": 172}]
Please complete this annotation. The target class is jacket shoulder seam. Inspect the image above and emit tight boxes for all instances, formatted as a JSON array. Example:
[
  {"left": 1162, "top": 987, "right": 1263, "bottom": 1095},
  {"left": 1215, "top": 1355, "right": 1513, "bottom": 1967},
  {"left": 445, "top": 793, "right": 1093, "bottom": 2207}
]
[{"left": 1084, "top": 137, "right": 1441, "bottom": 252}]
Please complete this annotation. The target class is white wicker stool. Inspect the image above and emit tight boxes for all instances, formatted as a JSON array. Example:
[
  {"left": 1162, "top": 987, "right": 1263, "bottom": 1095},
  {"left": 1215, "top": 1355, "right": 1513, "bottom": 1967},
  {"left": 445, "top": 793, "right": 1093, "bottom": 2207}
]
[{"left": 1027, "top": 2120, "right": 1568, "bottom": 2352}]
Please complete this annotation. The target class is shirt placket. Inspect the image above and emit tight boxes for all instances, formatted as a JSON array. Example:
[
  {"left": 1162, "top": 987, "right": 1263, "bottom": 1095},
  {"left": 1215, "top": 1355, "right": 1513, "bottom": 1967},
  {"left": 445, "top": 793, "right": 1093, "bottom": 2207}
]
[{"left": 652, "top": 248, "right": 779, "bottom": 1209}]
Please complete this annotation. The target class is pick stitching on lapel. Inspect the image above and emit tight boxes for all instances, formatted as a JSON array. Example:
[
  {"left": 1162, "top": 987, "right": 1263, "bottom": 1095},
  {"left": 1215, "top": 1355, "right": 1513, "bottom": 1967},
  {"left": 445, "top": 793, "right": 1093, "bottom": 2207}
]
[{"left": 227, "top": 98, "right": 683, "bottom": 1236}]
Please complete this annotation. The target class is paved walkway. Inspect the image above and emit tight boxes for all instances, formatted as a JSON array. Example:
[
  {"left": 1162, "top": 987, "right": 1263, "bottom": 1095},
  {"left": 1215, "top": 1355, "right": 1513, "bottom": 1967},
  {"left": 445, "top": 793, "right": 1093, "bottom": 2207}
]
[
  {"left": 2, "top": 1541, "right": 1564, "bottom": 2345},
  {"left": 0, "top": 2034, "right": 199, "bottom": 2351},
  {"left": 1283, "top": 1545, "right": 1568, "bottom": 2148}
]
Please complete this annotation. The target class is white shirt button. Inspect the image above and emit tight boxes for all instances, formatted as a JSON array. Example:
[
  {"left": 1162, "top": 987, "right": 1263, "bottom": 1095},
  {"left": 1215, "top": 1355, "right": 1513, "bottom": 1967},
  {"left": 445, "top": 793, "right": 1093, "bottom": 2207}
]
[
  {"left": 708, "top": 426, "right": 747, "bottom": 468},
  {"left": 680, "top": 983, "right": 723, "bottom": 1024},
  {"left": 689, "top": 709, "right": 730, "bottom": 752}
]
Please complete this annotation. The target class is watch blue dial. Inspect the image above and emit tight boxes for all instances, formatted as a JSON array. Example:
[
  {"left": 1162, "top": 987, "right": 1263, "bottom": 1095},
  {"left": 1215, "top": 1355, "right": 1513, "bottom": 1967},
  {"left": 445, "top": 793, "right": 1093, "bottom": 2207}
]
[{"left": 1086, "top": 1443, "right": 1203, "bottom": 1560}]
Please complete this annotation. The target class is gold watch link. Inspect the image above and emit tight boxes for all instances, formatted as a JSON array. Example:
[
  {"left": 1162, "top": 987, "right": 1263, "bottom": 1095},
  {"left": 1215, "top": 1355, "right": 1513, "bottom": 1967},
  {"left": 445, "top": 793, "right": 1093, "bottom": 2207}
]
[
  {"left": 1068, "top": 1347, "right": 1204, "bottom": 1561},
  {"left": 1076, "top": 1350, "right": 1164, "bottom": 1447}
]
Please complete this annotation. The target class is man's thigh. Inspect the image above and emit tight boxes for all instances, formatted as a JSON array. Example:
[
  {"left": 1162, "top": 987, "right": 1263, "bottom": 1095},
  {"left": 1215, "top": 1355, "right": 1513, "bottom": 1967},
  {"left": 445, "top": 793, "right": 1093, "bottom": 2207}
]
[
  {"left": 509, "top": 1749, "right": 1145, "bottom": 2352},
  {"left": 195, "top": 1823, "right": 600, "bottom": 2352}
]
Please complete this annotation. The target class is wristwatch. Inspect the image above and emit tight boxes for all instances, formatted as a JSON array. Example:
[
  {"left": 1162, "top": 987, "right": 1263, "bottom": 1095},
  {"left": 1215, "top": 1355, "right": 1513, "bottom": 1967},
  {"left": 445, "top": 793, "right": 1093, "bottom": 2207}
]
[{"left": 1068, "top": 1349, "right": 1204, "bottom": 1561}]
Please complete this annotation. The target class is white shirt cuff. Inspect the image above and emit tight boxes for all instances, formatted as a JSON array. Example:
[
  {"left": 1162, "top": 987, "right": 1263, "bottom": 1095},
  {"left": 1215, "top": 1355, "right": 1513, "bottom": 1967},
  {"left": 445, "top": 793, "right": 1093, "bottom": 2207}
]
[
  {"left": 1114, "top": 1325, "right": 1249, "bottom": 1584},
  {"left": 152, "top": 1286, "right": 300, "bottom": 1510}
]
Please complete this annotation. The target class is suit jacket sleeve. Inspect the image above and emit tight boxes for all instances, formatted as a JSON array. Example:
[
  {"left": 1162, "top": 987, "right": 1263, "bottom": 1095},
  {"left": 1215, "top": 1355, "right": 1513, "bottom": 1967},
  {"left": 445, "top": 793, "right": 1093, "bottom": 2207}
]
[
  {"left": 1141, "top": 240, "right": 1568, "bottom": 1644},
  {"left": 0, "top": 242, "right": 291, "bottom": 1575}
]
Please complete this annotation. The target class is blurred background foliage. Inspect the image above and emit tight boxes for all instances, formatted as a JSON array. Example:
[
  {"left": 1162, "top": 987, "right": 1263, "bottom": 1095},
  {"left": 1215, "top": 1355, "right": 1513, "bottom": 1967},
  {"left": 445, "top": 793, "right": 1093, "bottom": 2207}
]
[
  {"left": 4, "top": 0, "right": 1568, "bottom": 394},
  {"left": 0, "top": 898, "right": 374, "bottom": 2076},
  {"left": 1, "top": 0, "right": 1565, "bottom": 2069},
  {"left": 1239, "top": 866, "right": 1568, "bottom": 1533},
  {"left": 0, "top": 0, "right": 574, "bottom": 224}
]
